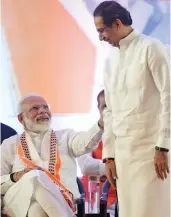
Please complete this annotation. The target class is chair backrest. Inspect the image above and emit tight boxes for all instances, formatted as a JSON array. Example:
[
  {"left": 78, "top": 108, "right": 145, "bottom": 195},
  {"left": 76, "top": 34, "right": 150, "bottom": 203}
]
[
  {"left": 76, "top": 178, "right": 86, "bottom": 217},
  {"left": 76, "top": 177, "right": 86, "bottom": 200}
]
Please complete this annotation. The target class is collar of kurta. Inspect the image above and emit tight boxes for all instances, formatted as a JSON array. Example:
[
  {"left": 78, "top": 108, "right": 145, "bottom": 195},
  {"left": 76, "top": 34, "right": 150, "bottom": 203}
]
[
  {"left": 119, "top": 29, "right": 140, "bottom": 47},
  {"left": 25, "top": 129, "right": 47, "bottom": 138}
]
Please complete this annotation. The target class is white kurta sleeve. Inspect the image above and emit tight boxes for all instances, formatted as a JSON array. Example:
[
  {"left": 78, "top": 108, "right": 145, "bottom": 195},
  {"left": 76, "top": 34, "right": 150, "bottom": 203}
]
[
  {"left": 148, "top": 41, "right": 170, "bottom": 149},
  {"left": 0, "top": 139, "right": 13, "bottom": 182},
  {"left": 0, "top": 138, "right": 16, "bottom": 193},
  {"left": 67, "top": 123, "right": 103, "bottom": 157},
  {"left": 102, "top": 60, "right": 116, "bottom": 159},
  {"left": 77, "top": 152, "right": 106, "bottom": 176}
]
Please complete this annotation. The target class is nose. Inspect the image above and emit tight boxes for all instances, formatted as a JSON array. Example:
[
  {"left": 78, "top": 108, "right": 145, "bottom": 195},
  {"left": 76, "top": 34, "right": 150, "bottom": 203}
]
[{"left": 38, "top": 106, "right": 47, "bottom": 114}]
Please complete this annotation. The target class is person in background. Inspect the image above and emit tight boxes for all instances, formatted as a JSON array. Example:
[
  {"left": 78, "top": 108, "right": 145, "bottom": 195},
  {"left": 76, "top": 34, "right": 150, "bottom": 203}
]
[
  {"left": 78, "top": 90, "right": 116, "bottom": 217},
  {"left": 93, "top": 1, "right": 170, "bottom": 217},
  {"left": 0, "top": 94, "right": 104, "bottom": 217},
  {"left": 0, "top": 123, "right": 17, "bottom": 144}
]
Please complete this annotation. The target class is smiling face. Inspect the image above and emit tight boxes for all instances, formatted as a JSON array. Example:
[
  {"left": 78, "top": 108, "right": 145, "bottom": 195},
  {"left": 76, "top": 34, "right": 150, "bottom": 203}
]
[
  {"left": 94, "top": 15, "right": 123, "bottom": 47},
  {"left": 18, "top": 95, "right": 52, "bottom": 133}
]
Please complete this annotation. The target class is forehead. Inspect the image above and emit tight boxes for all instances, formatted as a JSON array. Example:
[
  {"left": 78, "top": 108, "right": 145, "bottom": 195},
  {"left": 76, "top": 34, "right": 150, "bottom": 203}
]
[
  {"left": 23, "top": 96, "right": 47, "bottom": 108},
  {"left": 94, "top": 16, "right": 105, "bottom": 28}
]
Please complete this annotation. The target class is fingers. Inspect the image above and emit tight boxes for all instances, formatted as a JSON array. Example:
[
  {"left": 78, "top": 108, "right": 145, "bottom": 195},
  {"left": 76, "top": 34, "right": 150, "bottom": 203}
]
[
  {"left": 111, "top": 161, "right": 118, "bottom": 179},
  {"left": 14, "top": 166, "right": 43, "bottom": 182},
  {"left": 162, "top": 164, "right": 168, "bottom": 179},
  {"left": 155, "top": 163, "right": 160, "bottom": 179},
  {"left": 154, "top": 151, "right": 169, "bottom": 180},
  {"left": 166, "top": 165, "right": 170, "bottom": 174},
  {"left": 24, "top": 167, "right": 33, "bottom": 173},
  {"left": 106, "top": 162, "right": 117, "bottom": 189},
  {"left": 115, "top": 171, "right": 118, "bottom": 179},
  {"left": 158, "top": 163, "right": 164, "bottom": 180},
  {"left": 106, "top": 170, "right": 116, "bottom": 189},
  {"left": 14, "top": 170, "right": 25, "bottom": 182},
  {"left": 105, "top": 161, "right": 118, "bottom": 189},
  {"left": 24, "top": 166, "right": 43, "bottom": 173},
  {"left": 33, "top": 166, "right": 43, "bottom": 170},
  {"left": 111, "top": 167, "right": 118, "bottom": 179},
  {"left": 155, "top": 162, "right": 169, "bottom": 180}
]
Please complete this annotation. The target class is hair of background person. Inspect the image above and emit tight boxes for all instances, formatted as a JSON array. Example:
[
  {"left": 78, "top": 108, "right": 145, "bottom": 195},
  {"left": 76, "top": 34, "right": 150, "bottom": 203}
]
[{"left": 93, "top": 1, "right": 132, "bottom": 27}]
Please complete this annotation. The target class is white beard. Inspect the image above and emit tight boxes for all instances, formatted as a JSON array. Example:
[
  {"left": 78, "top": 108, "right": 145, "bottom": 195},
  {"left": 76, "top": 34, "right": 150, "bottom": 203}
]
[{"left": 23, "top": 115, "right": 51, "bottom": 133}]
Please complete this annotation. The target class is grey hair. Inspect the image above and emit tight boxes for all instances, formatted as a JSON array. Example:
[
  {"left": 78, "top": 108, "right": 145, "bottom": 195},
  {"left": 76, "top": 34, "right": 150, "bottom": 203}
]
[{"left": 17, "top": 93, "right": 42, "bottom": 115}]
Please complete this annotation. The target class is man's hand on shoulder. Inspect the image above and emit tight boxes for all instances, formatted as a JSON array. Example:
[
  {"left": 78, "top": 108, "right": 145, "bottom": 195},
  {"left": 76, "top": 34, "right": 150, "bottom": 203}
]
[{"left": 98, "top": 114, "right": 104, "bottom": 129}]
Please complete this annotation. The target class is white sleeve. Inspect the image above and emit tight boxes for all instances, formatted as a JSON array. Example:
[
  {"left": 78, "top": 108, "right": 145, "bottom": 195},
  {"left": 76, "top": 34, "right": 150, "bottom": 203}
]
[
  {"left": 68, "top": 123, "right": 103, "bottom": 157},
  {"left": 0, "top": 139, "right": 13, "bottom": 182},
  {"left": 0, "top": 138, "right": 16, "bottom": 193},
  {"left": 77, "top": 152, "right": 106, "bottom": 176},
  {"left": 148, "top": 41, "right": 170, "bottom": 149},
  {"left": 102, "top": 60, "right": 116, "bottom": 159}
]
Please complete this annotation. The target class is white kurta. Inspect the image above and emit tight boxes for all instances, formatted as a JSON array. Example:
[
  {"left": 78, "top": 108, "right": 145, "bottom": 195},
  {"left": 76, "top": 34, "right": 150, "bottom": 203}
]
[
  {"left": 77, "top": 151, "right": 106, "bottom": 176},
  {"left": 102, "top": 30, "right": 170, "bottom": 217},
  {"left": 0, "top": 124, "right": 103, "bottom": 217}
]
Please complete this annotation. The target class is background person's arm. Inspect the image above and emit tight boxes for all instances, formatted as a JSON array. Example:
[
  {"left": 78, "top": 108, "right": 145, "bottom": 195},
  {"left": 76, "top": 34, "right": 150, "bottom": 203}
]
[{"left": 77, "top": 152, "right": 106, "bottom": 176}]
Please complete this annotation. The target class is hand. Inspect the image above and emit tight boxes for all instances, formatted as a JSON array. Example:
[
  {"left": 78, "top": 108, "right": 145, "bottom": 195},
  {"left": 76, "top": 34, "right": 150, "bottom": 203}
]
[
  {"left": 105, "top": 160, "right": 118, "bottom": 189},
  {"left": 154, "top": 150, "right": 169, "bottom": 180},
  {"left": 13, "top": 166, "right": 43, "bottom": 182},
  {"left": 98, "top": 115, "right": 104, "bottom": 129}
]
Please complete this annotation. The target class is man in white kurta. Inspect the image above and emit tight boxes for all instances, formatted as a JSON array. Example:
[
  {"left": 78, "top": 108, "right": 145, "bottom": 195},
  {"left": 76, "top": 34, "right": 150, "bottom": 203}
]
[
  {"left": 0, "top": 94, "right": 104, "bottom": 217},
  {"left": 93, "top": 1, "right": 170, "bottom": 217}
]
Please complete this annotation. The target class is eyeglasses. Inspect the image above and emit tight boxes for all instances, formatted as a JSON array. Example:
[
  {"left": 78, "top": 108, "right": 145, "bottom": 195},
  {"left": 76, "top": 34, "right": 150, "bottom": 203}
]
[{"left": 97, "top": 25, "right": 108, "bottom": 34}]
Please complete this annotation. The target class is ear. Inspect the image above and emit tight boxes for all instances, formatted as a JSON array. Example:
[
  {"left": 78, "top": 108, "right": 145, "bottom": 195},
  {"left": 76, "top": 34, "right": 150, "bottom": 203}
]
[
  {"left": 18, "top": 114, "right": 24, "bottom": 124},
  {"left": 115, "top": 19, "right": 122, "bottom": 29}
]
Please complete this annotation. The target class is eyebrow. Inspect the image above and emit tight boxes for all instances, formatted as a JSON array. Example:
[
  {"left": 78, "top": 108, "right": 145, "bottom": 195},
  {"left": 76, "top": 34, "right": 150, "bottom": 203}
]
[{"left": 29, "top": 103, "right": 48, "bottom": 108}]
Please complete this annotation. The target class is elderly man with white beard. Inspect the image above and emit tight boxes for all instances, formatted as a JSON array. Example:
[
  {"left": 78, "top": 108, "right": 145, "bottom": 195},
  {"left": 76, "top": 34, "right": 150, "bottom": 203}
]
[{"left": 0, "top": 94, "right": 104, "bottom": 217}]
